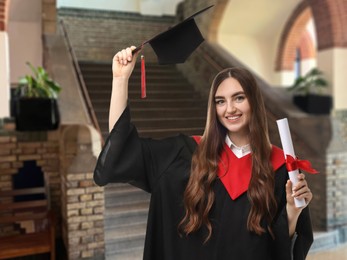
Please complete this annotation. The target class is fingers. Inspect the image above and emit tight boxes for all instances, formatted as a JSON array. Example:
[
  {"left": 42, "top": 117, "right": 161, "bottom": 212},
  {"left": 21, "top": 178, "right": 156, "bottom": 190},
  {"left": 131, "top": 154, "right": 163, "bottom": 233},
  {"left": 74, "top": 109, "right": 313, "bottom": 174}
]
[
  {"left": 292, "top": 174, "right": 306, "bottom": 194},
  {"left": 292, "top": 174, "right": 306, "bottom": 193},
  {"left": 114, "top": 46, "right": 138, "bottom": 66},
  {"left": 285, "top": 179, "right": 293, "bottom": 198},
  {"left": 289, "top": 173, "right": 313, "bottom": 204}
]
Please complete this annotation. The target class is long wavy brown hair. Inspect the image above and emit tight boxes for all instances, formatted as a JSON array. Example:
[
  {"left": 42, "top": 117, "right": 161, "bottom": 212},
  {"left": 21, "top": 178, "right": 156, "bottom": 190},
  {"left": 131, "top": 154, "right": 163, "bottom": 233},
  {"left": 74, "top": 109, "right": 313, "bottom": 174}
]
[{"left": 179, "top": 67, "right": 277, "bottom": 242}]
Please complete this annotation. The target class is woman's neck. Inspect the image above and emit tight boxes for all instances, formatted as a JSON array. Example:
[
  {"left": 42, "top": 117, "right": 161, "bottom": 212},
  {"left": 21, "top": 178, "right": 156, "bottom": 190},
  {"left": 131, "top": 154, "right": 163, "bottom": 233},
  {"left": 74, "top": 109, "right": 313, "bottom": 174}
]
[{"left": 228, "top": 132, "right": 250, "bottom": 147}]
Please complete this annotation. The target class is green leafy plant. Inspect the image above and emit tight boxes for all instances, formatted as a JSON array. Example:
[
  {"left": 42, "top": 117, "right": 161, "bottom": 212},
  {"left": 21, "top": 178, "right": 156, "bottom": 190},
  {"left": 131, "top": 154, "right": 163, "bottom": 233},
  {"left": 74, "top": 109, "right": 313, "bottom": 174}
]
[
  {"left": 288, "top": 68, "right": 328, "bottom": 95},
  {"left": 16, "top": 62, "right": 61, "bottom": 99}
]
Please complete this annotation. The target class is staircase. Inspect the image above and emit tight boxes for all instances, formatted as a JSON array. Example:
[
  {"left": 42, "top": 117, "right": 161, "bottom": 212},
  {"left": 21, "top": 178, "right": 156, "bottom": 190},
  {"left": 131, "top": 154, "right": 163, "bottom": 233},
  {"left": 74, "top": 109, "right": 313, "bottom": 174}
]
[
  {"left": 79, "top": 61, "right": 207, "bottom": 259},
  {"left": 80, "top": 62, "right": 206, "bottom": 139}
]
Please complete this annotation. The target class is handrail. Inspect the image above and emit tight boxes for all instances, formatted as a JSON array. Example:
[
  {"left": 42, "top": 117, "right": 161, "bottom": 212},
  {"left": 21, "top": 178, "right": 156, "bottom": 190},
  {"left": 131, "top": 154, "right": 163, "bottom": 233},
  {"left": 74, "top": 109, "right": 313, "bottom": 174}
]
[
  {"left": 197, "top": 47, "right": 224, "bottom": 72},
  {"left": 58, "top": 19, "right": 103, "bottom": 143}
]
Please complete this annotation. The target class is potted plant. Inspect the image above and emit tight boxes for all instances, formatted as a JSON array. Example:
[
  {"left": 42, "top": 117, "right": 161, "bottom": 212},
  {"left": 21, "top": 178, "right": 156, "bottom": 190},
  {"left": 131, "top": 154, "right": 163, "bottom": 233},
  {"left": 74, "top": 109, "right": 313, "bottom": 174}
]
[
  {"left": 14, "top": 62, "right": 62, "bottom": 131},
  {"left": 288, "top": 68, "right": 332, "bottom": 115}
]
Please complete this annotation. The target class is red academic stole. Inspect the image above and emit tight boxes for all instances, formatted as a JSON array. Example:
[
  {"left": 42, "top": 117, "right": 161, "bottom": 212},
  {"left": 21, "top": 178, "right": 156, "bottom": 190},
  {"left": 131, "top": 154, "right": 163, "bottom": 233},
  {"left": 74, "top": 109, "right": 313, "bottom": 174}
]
[{"left": 193, "top": 136, "right": 285, "bottom": 200}]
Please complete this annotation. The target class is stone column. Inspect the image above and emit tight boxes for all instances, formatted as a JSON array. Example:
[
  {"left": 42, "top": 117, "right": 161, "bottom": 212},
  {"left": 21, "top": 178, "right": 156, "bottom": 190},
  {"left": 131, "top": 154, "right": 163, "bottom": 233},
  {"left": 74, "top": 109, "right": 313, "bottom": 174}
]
[
  {"left": 62, "top": 125, "right": 104, "bottom": 259},
  {"left": 326, "top": 113, "right": 347, "bottom": 238}
]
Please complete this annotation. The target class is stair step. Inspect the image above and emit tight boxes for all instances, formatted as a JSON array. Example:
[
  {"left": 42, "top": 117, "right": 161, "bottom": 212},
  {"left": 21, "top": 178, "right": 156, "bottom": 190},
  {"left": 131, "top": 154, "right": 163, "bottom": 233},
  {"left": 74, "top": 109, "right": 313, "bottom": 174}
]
[
  {"left": 80, "top": 62, "right": 177, "bottom": 71},
  {"left": 102, "top": 127, "right": 204, "bottom": 140},
  {"left": 99, "top": 117, "right": 206, "bottom": 129},
  {"left": 105, "top": 233, "right": 145, "bottom": 258},
  {"left": 94, "top": 107, "right": 206, "bottom": 120},
  {"left": 88, "top": 90, "right": 199, "bottom": 100},
  {"left": 81, "top": 67, "right": 180, "bottom": 76},
  {"left": 105, "top": 222, "right": 147, "bottom": 241},
  {"left": 129, "top": 99, "right": 206, "bottom": 109},
  {"left": 105, "top": 185, "right": 150, "bottom": 208},
  {"left": 138, "top": 127, "right": 204, "bottom": 138},
  {"left": 104, "top": 202, "right": 149, "bottom": 229},
  {"left": 106, "top": 249, "right": 143, "bottom": 260},
  {"left": 92, "top": 99, "right": 206, "bottom": 110},
  {"left": 85, "top": 81, "right": 193, "bottom": 91},
  {"left": 83, "top": 74, "right": 187, "bottom": 81}
]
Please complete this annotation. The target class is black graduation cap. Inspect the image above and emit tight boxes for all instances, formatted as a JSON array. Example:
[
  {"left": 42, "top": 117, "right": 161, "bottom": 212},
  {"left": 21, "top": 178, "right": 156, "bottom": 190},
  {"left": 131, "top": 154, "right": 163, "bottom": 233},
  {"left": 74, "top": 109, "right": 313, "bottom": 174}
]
[
  {"left": 133, "top": 5, "right": 214, "bottom": 64},
  {"left": 133, "top": 5, "right": 214, "bottom": 98}
]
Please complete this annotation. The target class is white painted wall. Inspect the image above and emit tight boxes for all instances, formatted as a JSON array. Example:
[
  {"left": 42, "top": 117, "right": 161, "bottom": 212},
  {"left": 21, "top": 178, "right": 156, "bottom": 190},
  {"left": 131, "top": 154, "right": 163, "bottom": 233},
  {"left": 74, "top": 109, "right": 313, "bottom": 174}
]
[
  {"left": 274, "top": 71, "right": 295, "bottom": 87},
  {"left": 8, "top": 21, "right": 42, "bottom": 83},
  {"left": 217, "top": 0, "right": 300, "bottom": 86},
  {"left": 300, "top": 19, "right": 317, "bottom": 79},
  {"left": 306, "top": 19, "right": 317, "bottom": 50},
  {"left": 56, "top": 0, "right": 183, "bottom": 16},
  {"left": 0, "top": 32, "right": 10, "bottom": 118},
  {"left": 57, "top": 0, "right": 140, "bottom": 13},
  {"left": 301, "top": 58, "right": 316, "bottom": 76},
  {"left": 217, "top": 33, "right": 281, "bottom": 84},
  {"left": 318, "top": 48, "right": 347, "bottom": 110},
  {"left": 8, "top": 0, "right": 42, "bottom": 84},
  {"left": 275, "top": 58, "right": 317, "bottom": 88}
]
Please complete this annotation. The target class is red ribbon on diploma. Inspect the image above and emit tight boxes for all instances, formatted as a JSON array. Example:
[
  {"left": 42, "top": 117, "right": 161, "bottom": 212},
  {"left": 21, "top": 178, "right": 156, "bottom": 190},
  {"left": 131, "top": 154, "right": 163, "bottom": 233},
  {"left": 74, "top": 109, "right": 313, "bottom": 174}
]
[{"left": 285, "top": 154, "right": 318, "bottom": 174}]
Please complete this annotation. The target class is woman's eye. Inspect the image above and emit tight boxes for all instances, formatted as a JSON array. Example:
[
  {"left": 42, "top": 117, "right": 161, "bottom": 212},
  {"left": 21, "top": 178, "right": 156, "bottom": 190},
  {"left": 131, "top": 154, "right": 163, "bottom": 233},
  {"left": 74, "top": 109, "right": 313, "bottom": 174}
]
[
  {"left": 235, "top": 95, "right": 245, "bottom": 103},
  {"left": 215, "top": 99, "right": 225, "bottom": 105}
]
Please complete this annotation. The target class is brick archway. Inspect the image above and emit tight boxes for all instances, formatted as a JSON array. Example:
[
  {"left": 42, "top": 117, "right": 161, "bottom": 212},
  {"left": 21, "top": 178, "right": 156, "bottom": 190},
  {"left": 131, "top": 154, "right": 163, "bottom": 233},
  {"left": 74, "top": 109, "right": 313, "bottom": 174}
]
[
  {"left": 276, "top": 0, "right": 347, "bottom": 72},
  {"left": 309, "top": 0, "right": 347, "bottom": 50},
  {"left": 275, "top": 1, "right": 312, "bottom": 71},
  {"left": 299, "top": 30, "right": 316, "bottom": 60},
  {"left": 0, "top": 0, "right": 8, "bottom": 31}
]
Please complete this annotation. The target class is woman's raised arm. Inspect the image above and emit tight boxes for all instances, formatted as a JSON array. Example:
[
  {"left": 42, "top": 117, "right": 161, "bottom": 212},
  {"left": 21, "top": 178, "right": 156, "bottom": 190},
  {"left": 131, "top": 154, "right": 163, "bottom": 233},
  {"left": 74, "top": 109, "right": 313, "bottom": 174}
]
[{"left": 109, "top": 46, "right": 139, "bottom": 131}]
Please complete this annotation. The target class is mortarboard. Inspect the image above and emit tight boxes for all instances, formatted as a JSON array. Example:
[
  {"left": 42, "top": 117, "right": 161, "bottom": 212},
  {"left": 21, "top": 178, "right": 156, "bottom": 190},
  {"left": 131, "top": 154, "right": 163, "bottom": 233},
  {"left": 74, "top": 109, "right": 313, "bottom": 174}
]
[{"left": 132, "top": 5, "right": 214, "bottom": 98}]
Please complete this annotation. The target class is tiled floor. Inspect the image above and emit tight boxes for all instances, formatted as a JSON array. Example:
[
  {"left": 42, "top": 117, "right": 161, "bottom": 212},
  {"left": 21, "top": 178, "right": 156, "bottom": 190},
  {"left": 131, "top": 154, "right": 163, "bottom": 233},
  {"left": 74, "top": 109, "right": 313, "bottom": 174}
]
[{"left": 307, "top": 243, "right": 347, "bottom": 260}]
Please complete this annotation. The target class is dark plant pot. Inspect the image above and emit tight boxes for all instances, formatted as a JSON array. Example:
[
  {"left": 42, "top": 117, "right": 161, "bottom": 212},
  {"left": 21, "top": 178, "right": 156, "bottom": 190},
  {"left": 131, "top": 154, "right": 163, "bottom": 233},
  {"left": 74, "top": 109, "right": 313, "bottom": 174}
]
[
  {"left": 15, "top": 98, "right": 60, "bottom": 131},
  {"left": 293, "top": 94, "right": 332, "bottom": 115}
]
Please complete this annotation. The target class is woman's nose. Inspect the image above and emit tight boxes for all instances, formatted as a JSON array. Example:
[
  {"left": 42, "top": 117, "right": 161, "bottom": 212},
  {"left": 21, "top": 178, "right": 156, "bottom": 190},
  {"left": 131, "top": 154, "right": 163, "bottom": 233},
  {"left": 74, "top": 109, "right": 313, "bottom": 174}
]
[{"left": 226, "top": 101, "right": 236, "bottom": 113}]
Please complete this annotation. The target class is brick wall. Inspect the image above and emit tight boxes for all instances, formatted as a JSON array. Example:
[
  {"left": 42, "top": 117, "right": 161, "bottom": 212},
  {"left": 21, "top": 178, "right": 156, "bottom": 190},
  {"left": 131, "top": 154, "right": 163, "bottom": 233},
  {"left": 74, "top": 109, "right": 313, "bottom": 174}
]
[
  {"left": 277, "top": 0, "right": 347, "bottom": 71},
  {"left": 275, "top": 1, "right": 311, "bottom": 71},
  {"left": 62, "top": 170, "right": 104, "bottom": 259},
  {"left": 326, "top": 111, "right": 347, "bottom": 230},
  {"left": 60, "top": 125, "right": 104, "bottom": 259},
  {"left": 299, "top": 31, "right": 316, "bottom": 60},
  {"left": 0, "top": 0, "right": 7, "bottom": 31},
  {"left": 0, "top": 129, "right": 61, "bottom": 233},
  {"left": 58, "top": 8, "right": 175, "bottom": 63},
  {"left": 309, "top": 0, "right": 347, "bottom": 50},
  {"left": 0, "top": 124, "right": 104, "bottom": 259}
]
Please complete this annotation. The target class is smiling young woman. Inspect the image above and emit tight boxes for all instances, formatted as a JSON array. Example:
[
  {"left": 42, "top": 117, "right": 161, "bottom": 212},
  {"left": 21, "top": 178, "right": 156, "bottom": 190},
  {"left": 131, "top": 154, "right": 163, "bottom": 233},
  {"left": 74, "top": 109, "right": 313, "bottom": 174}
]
[{"left": 94, "top": 49, "right": 314, "bottom": 260}]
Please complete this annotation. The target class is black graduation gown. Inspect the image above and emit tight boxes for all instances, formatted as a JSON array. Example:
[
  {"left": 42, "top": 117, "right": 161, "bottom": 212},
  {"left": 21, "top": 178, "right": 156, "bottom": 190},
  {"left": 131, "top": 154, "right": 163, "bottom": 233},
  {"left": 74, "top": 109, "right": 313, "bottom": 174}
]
[{"left": 94, "top": 106, "right": 313, "bottom": 260}]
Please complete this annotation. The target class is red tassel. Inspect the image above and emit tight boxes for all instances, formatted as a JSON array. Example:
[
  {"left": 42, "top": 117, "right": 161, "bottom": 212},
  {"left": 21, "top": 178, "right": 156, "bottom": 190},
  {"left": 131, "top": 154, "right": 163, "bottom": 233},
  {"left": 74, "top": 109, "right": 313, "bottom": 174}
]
[{"left": 141, "top": 55, "right": 146, "bottom": 99}]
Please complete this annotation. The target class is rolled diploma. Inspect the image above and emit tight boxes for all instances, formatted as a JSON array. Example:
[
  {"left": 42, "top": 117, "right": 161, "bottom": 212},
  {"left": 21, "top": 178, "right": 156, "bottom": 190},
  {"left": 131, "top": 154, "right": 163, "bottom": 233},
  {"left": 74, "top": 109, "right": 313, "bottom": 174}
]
[{"left": 276, "top": 118, "right": 306, "bottom": 208}]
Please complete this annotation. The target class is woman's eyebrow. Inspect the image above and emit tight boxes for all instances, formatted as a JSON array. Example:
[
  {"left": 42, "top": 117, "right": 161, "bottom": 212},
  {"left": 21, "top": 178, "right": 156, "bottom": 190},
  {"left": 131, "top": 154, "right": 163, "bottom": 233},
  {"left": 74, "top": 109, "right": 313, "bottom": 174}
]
[
  {"left": 214, "top": 91, "right": 245, "bottom": 99},
  {"left": 232, "top": 91, "right": 245, "bottom": 96}
]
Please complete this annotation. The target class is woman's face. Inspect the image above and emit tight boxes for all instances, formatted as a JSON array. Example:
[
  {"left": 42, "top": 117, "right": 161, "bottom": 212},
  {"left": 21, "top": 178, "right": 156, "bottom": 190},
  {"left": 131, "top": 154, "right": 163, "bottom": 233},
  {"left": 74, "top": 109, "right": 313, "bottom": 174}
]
[{"left": 214, "top": 77, "right": 251, "bottom": 144}]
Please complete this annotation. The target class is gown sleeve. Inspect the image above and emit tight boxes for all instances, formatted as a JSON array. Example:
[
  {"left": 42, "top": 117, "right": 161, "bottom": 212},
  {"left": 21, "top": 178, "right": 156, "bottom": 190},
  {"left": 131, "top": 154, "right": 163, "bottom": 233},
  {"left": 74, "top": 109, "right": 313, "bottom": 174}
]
[
  {"left": 271, "top": 166, "right": 314, "bottom": 260},
  {"left": 93, "top": 106, "right": 188, "bottom": 193}
]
